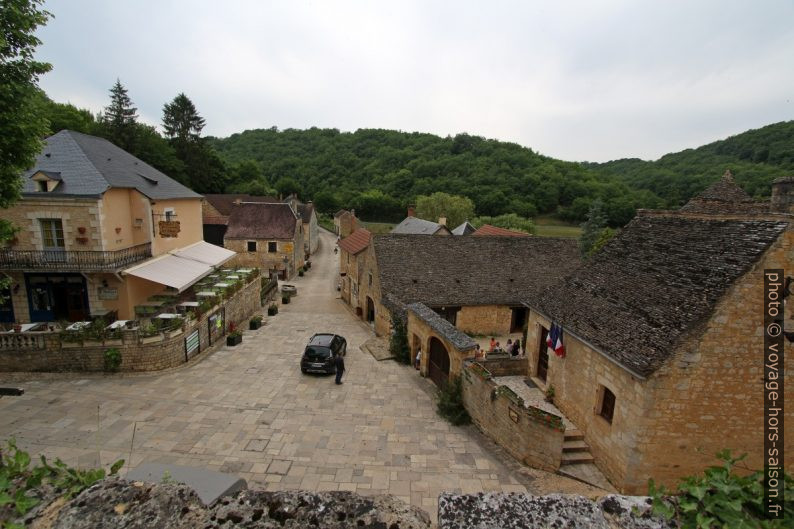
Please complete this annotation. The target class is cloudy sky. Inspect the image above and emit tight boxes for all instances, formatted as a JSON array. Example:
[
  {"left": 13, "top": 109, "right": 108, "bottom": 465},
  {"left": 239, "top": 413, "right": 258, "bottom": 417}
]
[{"left": 35, "top": 0, "right": 794, "bottom": 162}]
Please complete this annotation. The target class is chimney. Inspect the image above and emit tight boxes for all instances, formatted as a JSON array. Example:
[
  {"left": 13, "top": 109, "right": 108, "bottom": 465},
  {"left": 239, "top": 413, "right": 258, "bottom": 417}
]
[
  {"left": 438, "top": 216, "right": 447, "bottom": 227},
  {"left": 407, "top": 205, "right": 415, "bottom": 217},
  {"left": 770, "top": 176, "right": 794, "bottom": 213}
]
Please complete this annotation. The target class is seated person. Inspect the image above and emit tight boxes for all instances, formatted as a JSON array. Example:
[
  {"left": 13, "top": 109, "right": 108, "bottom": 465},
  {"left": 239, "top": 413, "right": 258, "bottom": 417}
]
[
  {"left": 511, "top": 339, "right": 521, "bottom": 356},
  {"left": 489, "top": 337, "right": 496, "bottom": 352}
]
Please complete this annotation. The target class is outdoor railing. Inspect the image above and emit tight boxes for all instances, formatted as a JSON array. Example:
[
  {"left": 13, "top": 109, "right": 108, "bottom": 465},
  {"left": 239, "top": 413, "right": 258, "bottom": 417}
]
[{"left": 0, "top": 242, "right": 152, "bottom": 271}]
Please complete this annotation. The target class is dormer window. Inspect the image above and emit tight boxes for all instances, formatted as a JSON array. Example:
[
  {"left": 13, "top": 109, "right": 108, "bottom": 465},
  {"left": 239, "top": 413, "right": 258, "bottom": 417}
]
[{"left": 30, "top": 170, "right": 61, "bottom": 192}]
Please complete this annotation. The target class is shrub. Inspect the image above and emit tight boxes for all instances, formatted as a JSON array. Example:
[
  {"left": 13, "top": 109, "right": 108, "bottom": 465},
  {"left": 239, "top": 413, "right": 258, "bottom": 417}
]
[
  {"left": 267, "top": 304, "right": 278, "bottom": 316},
  {"left": 104, "top": 348, "right": 121, "bottom": 372},
  {"left": 436, "top": 375, "right": 471, "bottom": 426},
  {"left": 282, "top": 295, "right": 290, "bottom": 304},
  {"left": 389, "top": 314, "right": 410, "bottom": 364},
  {"left": 251, "top": 315, "right": 263, "bottom": 325},
  {"left": 649, "top": 450, "right": 793, "bottom": 528},
  {"left": 298, "top": 269, "right": 304, "bottom": 277}
]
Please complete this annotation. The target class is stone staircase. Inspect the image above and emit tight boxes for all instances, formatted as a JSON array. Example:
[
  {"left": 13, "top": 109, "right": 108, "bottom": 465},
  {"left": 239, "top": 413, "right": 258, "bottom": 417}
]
[{"left": 560, "top": 429, "right": 594, "bottom": 465}]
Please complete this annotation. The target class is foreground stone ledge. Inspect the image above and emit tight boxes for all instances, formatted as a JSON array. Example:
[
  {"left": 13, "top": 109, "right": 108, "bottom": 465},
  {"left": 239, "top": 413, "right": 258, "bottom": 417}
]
[
  {"left": 437, "top": 492, "right": 673, "bottom": 529},
  {"left": 23, "top": 479, "right": 432, "bottom": 528}
]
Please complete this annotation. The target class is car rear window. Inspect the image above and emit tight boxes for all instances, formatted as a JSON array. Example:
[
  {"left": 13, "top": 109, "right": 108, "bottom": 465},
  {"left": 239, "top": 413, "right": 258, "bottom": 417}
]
[{"left": 304, "top": 346, "right": 331, "bottom": 360}]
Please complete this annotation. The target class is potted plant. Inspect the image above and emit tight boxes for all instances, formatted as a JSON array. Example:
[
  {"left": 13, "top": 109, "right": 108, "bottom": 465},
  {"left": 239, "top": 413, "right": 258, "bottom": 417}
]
[
  {"left": 267, "top": 304, "right": 278, "bottom": 316},
  {"left": 282, "top": 294, "right": 290, "bottom": 304},
  {"left": 545, "top": 385, "right": 556, "bottom": 404},
  {"left": 249, "top": 315, "right": 263, "bottom": 330},
  {"left": 298, "top": 267, "right": 304, "bottom": 277},
  {"left": 226, "top": 322, "right": 242, "bottom": 346}
]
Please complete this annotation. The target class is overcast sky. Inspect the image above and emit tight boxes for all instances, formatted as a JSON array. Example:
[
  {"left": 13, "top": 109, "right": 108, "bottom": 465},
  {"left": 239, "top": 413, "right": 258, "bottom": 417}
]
[{"left": 35, "top": 0, "right": 794, "bottom": 162}]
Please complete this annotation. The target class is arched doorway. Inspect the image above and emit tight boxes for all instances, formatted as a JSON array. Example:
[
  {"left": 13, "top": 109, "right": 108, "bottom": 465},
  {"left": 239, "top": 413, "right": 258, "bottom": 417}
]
[
  {"left": 428, "top": 337, "right": 450, "bottom": 388},
  {"left": 366, "top": 296, "right": 375, "bottom": 324}
]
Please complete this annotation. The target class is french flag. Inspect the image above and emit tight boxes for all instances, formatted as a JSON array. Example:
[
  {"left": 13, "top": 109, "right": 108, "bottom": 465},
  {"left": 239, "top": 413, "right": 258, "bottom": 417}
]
[{"left": 546, "top": 323, "right": 566, "bottom": 357}]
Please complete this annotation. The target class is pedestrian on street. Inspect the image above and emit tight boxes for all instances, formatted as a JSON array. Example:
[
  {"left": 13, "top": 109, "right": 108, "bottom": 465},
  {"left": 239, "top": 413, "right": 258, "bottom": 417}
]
[
  {"left": 415, "top": 347, "right": 422, "bottom": 370},
  {"left": 334, "top": 352, "right": 345, "bottom": 384}
]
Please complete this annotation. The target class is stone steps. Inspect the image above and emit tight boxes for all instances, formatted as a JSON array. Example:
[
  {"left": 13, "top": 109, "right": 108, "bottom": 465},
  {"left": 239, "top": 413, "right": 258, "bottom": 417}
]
[
  {"left": 561, "top": 452, "right": 595, "bottom": 465},
  {"left": 561, "top": 430, "right": 593, "bottom": 466}
]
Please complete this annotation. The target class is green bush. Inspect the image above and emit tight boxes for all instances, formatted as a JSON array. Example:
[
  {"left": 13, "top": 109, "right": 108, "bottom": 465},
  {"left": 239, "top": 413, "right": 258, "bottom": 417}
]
[
  {"left": 0, "top": 438, "right": 124, "bottom": 526},
  {"left": 649, "top": 450, "right": 793, "bottom": 528},
  {"left": 282, "top": 295, "right": 290, "bottom": 304},
  {"left": 436, "top": 375, "right": 470, "bottom": 426},
  {"left": 104, "top": 348, "right": 121, "bottom": 372},
  {"left": 267, "top": 304, "right": 278, "bottom": 316},
  {"left": 389, "top": 314, "right": 410, "bottom": 364},
  {"left": 298, "top": 269, "right": 304, "bottom": 277}
]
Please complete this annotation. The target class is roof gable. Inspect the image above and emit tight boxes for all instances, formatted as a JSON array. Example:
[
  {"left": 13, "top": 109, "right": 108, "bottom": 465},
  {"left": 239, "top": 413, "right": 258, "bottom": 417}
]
[
  {"left": 339, "top": 228, "right": 371, "bottom": 255},
  {"left": 680, "top": 170, "right": 767, "bottom": 214},
  {"left": 391, "top": 217, "right": 445, "bottom": 235},
  {"left": 451, "top": 221, "right": 476, "bottom": 235},
  {"left": 225, "top": 202, "right": 299, "bottom": 239},
  {"left": 373, "top": 234, "right": 580, "bottom": 306},
  {"left": 473, "top": 224, "right": 530, "bottom": 237},
  {"left": 23, "top": 130, "right": 201, "bottom": 200},
  {"left": 532, "top": 213, "right": 789, "bottom": 377}
]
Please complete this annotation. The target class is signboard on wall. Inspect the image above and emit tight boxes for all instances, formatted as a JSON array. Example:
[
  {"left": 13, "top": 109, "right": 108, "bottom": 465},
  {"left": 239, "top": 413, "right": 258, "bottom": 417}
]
[
  {"left": 185, "top": 329, "right": 200, "bottom": 360},
  {"left": 98, "top": 287, "right": 118, "bottom": 300},
  {"left": 158, "top": 221, "right": 181, "bottom": 238}
]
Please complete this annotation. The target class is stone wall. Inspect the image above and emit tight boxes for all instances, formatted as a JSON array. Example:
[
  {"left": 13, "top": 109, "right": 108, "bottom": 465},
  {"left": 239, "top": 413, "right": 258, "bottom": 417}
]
[
  {"left": 0, "top": 274, "right": 262, "bottom": 373},
  {"left": 357, "top": 244, "right": 391, "bottom": 336},
  {"left": 456, "top": 305, "right": 512, "bottom": 336},
  {"left": 477, "top": 355, "right": 526, "bottom": 377},
  {"left": 461, "top": 363, "right": 564, "bottom": 472},
  {"left": 225, "top": 238, "right": 300, "bottom": 279},
  {"left": 3, "top": 197, "right": 102, "bottom": 251},
  {"left": 407, "top": 311, "right": 473, "bottom": 379}
]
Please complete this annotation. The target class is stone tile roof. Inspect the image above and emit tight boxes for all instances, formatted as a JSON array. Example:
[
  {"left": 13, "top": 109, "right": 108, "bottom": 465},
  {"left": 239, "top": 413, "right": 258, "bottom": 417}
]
[
  {"left": 679, "top": 170, "right": 767, "bottom": 214},
  {"left": 532, "top": 213, "right": 789, "bottom": 377},
  {"left": 373, "top": 234, "right": 580, "bottom": 306},
  {"left": 473, "top": 224, "right": 530, "bottom": 237},
  {"left": 451, "top": 221, "right": 476, "bottom": 235},
  {"left": 225, "top": 202, "right": 298, "bottom": 240},
  {"left": 338, "top": 228, "right": 371, "bottom": 255},
  {"left": 407, "top": 303, "right": 477, "bottom": 352},
  {"left": 203, "top": 194, "right": 278, "bottom": 216},
  {"left": 22, "top": 130, "right": 201, "bottom": 200},
  {"left": 334, "top": 209, "right": 352, "bottom": 218},
  {"left": 297, "top": 203, "right": 315, "bottom": 222},
  {"left": 391, "top": 217, "right": 448, "bottom": 235}
]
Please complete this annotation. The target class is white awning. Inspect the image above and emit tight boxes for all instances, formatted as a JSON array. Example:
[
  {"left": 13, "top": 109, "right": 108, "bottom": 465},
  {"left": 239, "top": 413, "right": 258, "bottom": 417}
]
[
  {"left": 171, "top": 241, "right": 235, "bottom": 267},
  {"left": 124, "top": 254, "right": 214, "bottom": 292}
]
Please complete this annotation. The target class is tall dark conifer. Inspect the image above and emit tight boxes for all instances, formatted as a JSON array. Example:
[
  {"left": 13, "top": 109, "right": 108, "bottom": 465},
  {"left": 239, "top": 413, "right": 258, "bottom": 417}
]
[
  {"left": 162, "top": 93, "right": 205, "bottom": 144},
  {"left": 101, "top": 79, "right": 138, "bottom": 151}
]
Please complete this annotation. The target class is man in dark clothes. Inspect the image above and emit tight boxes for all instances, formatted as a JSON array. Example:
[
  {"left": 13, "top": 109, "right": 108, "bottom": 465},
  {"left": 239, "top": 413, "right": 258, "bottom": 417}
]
[{"left": 334, "top": 353, "right": 345, "bottom": 384}]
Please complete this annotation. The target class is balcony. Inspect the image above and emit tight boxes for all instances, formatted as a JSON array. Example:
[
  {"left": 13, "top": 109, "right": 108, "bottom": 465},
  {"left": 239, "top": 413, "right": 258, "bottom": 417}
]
[{"left": 0, "top": 243, "right": 152, "bottom": 272}]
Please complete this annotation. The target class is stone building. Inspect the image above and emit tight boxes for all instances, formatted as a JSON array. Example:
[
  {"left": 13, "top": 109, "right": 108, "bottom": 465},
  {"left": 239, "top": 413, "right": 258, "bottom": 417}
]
[
  {"left": 0, "top": 130, "right": 233, "bottom": 323},
  {"left": 391, "top": 207, "right": 452, "bottom": 235},
  {"left": 201, "top": 194, "right": 278, "bottom": 246},
  {"left": 338, "top": 228, "right": 372, "bottom": 314},
  {"left": 354, "top": 234, "right": 580, "bottom": 341},
  {"left": 224, "top": 202, "right": 304, "bottom": 279},
  {"left": 297, "top": 202, "right": 319, "bottom": 255},
  {"left": 473, "top": 224, "right": 530, "bottom": 237},
  {"left": 333, "top": 209, "right": 358, "bottom": 237},
  {"left": 523, "top": 172, "right": 793, "bottom": 494}
]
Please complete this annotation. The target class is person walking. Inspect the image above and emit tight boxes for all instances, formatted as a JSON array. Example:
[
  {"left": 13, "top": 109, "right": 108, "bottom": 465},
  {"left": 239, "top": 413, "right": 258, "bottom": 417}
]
[
  {"left": 415, "top": 347, "right": 422, "bottom": 370},
  {"left": 334, "top": 353, "right": 345, "bottom": 384}
]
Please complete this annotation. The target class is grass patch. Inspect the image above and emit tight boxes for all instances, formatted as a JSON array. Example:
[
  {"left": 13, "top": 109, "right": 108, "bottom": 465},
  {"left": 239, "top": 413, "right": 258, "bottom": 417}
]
[
  {"left": 535, "top": 224, "right": 582, "bottom": 238},
  {"left": 361, "top": 221, "right": 395, "bottom": 234}
]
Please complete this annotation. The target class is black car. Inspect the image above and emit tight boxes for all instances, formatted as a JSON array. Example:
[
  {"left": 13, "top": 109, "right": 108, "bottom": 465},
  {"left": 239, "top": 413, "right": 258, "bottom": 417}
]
[{"left": 300, "top": 333, "right": 347, "bottom": 374}]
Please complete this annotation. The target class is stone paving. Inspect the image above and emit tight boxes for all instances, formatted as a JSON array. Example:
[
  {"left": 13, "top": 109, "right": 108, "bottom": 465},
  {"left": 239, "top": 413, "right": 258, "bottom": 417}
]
[{"left": 0, "top": 230, "right": 603, "bottom": 522}]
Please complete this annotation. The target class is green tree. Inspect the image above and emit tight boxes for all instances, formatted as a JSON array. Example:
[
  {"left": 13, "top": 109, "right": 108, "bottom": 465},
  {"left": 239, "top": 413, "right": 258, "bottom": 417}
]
[
  {"left": 100, "top": 79, "right": 138, "bottom": 151},
  {"left": 579, "top": 199, "right": 607, "bottom": 258},
  {"left": 389, "top": 314, "right": 410, "bottom": 364},
  {"left": 312, "top": 190, "right": 341, "bottom": 214},
  {"left": 472, "top": 213, "right": 536, "bottom": 234},
  {"left": 415, "top": 192, "right": 475, "bottom": 228},
  {"left": 275, "top": 176, "right": 301, "bottom": 198},
  {"left": 162, "top": 93, "right": 206, "bottom": 144},
  {"left": 589, "top": 227, "right": 616, "bottom": 256},
  {"left": 0, "top": 0, "right": 52, "bottom": 283}
]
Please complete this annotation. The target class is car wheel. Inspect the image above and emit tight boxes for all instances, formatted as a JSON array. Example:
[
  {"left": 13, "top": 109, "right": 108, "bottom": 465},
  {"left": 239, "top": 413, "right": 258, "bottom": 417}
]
[
  {"left": 342, "top": 345, "right": 347, "bottom": 356},
  {"left": 301, "top": 368, "right": 307, "bottom": 374}
]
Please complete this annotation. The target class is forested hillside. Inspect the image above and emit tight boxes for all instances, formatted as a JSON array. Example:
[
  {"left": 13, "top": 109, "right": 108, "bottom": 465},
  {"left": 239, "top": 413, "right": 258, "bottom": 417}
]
[
  {"left": 588, "top": 121, "right": 794, "bottom": 207},
  {"left": 208, "top": 128, "right": 662, "bottom": 225}
]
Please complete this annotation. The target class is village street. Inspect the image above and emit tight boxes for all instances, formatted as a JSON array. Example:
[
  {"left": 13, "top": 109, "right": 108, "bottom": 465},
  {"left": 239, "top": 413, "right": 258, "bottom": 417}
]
[{"left": 0, "top": 229, "right": 600, "bottom": 519}]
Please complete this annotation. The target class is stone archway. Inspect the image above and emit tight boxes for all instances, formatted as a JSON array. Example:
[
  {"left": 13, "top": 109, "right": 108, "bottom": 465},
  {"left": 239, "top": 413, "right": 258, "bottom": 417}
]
[
  {"left": 428, "top": 336, "right": 450, "bottom": 388},
  {"left": 366, "top": 296, "right": 375, "bottom": 323}
]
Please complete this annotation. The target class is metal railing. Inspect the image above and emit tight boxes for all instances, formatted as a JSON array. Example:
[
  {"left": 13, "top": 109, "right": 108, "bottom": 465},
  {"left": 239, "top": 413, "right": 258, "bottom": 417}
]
[{"left": 0, "top": 242, "right": 152, "bottom": 271}]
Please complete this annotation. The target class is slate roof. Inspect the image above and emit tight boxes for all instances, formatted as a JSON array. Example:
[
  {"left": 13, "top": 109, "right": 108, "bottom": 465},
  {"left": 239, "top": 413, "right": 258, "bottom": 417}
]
[
  {"left": 373, "top": 234, "right": 580, "bottom": 306},
  {"left": 679, "top": 170, "right": 767, "bottom": 214},
  {"left": 473, "top": 224, "right": 530, "bottom": 237},
  {"left": 451, "top": 221, "right": 476, "bottom": 236},
  {"left": 297, "top": 203, "right": 315, "bottom": 222},
  {"left": 225, "top": 202, "right": 299, "bottom": 240},
  {"left": 391, "top": 217, "right": 448, "bottom": 235},
  {"left": 203, "top": 194, "right": 278, "bottom": 216},
  {"left": 22, "top": 130, "right": 201, "bottom": 199},
  {"left": 407, "top": 303, "right": 477, "bottom": 352},
  {"left": 531, "top": 213, "right": 789, "bottom": 377},
  {"left": 338, "top": 228, "right": 371, "bottom": 255}
]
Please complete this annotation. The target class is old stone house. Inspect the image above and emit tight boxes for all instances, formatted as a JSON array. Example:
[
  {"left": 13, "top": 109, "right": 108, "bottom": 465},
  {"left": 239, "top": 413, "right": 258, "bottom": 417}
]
[
  {"left": 338, "top": 228, "right": 372, "bottom": 314},
  {"left": 0, "top": 130, "right": 233, "bottom": 323},
  {"left": 224, "top": 202, "right": 304, "bottom": 279},
  {"left": 354, "top": 233, "right": 580, "bottom": 341},
  {"left": 333, "top": 209, "right": 358, "bottom": 237},
  {"left": 201, "top": 194, "right": 278, "bottom": 246},
  {"left": 391, "top": 206, "right": 452, "bottom": 235},
  {"left": 523, "top": 172, "right": 793, "bottom": 494}
]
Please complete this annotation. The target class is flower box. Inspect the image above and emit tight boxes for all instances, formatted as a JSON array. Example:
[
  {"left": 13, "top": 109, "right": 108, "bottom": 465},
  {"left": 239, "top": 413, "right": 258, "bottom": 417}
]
[
  {"left": 227, "top": 333, "right": 242, "bottom": 346},
  {"left": 249, "top": 319, "right": 262, "bottom": 330}
]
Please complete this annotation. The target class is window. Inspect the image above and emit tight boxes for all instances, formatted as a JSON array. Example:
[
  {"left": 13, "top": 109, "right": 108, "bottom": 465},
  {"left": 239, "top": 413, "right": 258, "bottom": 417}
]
[
  {"left": 164, "top": 208, "right": 176, "bottom": 221},
  {"left": 39, "top": 219, "right": 65, "bottom": 250},
  {"left": 268, "top": 242, "right": 277, "bottom": 253},
  {"left": 598, "top": 386, "right": 616, "bottom": 424},
  {"left": 247, "top": 241, "right": 256, "bottom": 252},
  {"left": 368, "top": 273, "right": 373, "bottom": 286}
]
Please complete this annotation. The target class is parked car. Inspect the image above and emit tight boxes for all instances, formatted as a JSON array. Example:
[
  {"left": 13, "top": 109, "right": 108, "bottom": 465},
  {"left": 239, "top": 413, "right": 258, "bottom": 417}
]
[{"left": 300, "top": 333, "right": 347, "bottom": 374}]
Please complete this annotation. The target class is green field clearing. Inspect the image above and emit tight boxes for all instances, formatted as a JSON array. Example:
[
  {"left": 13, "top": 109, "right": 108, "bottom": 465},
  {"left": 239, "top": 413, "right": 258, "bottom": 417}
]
[{"left": 361, "top": 221, "right": 395, "bottom": 234}]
